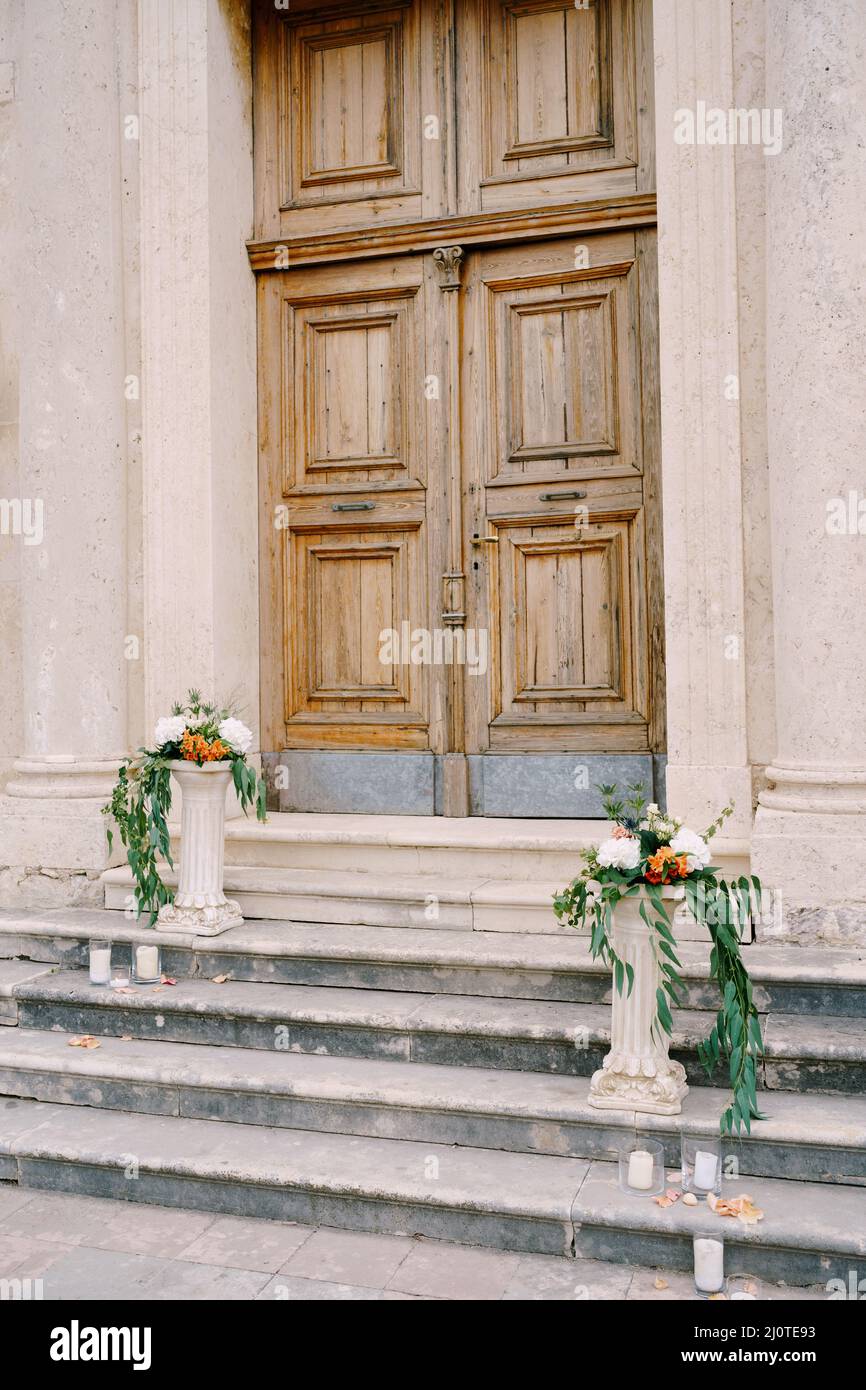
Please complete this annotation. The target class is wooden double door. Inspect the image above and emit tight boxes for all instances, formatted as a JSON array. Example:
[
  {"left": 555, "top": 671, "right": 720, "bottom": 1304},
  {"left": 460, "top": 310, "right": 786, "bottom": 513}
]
[{"left": 253, "top": 0, "right": 663, "bottom": 816}]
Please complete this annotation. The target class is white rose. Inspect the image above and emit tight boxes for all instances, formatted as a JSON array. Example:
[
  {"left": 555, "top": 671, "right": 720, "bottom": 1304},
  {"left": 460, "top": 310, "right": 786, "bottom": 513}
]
[
  {"left": 153, "top": 715, "right": 187, "bottom": 748},
  {"left": 218, "top": 717, "right": 253, "bottom": 756},
  {"left": 597, "top": 836, "right": 641, "bottom": 872},
  {"left": 670, "top": 827, "right": 711, "bottom": 872}
]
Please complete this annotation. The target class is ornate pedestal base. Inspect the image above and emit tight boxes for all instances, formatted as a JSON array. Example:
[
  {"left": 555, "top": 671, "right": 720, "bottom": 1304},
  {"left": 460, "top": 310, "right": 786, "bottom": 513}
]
[
  {"left": 589, "top": 889, "right": 689, "bottom": 1116},
  {"left": 156, "top": 761, "right": 243, "bottom": 937}
]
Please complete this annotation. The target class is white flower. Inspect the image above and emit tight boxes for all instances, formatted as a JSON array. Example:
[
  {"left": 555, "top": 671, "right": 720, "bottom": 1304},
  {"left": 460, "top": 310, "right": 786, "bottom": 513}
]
[
  {"left": 597, "top": 836, "right": 641, "bottom": 871},
  {"left": 218, "top": 717, "right": 253, "bottom": 756},
  {"left": 585, "top": 878, "right": 603, "bottom": 904},
  {"left": 670, "top": 827, "right": 711, "bottom": 873},
  {"left": 153, "top": 715, "right": 187, "bottom": 748},
  {"left": 647, "top": 803, "right": 659, "bottom": 814}
]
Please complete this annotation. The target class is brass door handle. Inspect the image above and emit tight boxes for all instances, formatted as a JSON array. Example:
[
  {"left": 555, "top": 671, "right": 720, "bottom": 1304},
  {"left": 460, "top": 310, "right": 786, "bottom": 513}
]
[{"left": 471, "top": 535, "right": 499, "bottom": 546}]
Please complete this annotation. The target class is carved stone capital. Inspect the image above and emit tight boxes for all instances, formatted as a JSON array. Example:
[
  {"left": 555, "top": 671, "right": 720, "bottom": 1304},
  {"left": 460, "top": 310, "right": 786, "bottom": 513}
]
[{"left": 433, "top": 245, "right": 464, "bottom": 290}]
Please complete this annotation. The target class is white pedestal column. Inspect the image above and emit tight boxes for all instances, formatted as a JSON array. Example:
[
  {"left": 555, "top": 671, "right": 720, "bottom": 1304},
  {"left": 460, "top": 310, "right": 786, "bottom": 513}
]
[
  {"left": 752, "top": 0, "right": 866, "bottom": 940},
  {"left": 589, "top": 892, "right": 688, "bottom": 1116},
  {"left": 0, "top": 0, "right": 128, "bottom": 904},
  {"left": 157, "top": 763, "right": 243, "bottom": 935}
]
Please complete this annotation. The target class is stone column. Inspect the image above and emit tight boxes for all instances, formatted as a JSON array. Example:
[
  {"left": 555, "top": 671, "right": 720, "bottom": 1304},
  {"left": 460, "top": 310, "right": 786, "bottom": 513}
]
[
  {"left": 0, "top": 1, "right": 129, "bottom": 901},
  {"left": 138, "top": 0, "right": 258, "bottom": 741},
  {"left": 652, "top": 0, "right": 753, "bottom": 842},
  {"left": 752, "top": 0, "right": 866, "bottom": 937}
]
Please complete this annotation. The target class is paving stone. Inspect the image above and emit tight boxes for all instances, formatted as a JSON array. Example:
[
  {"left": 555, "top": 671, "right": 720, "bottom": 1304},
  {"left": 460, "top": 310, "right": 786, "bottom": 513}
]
[
  {"left": 0, "top": 1186, "right": 35, "bottom": 1221},
  {"left": 177, "top": 1215, "right": 314, "bottom": 1273},
  {"left": 501, "top": 1252, "right": 633, "bottom": 1301},
  {"left": 281, "top": 1228, "right": 414, "bottom": 1288},
  {"left": 0, "top": 1189, "right": 215, "bottom": 1256},
  {"left": 258, "top": 1273, "right": 393, "bottom": 1301},
  {"left": 386, "top": 1242, "right": 522, "bottom": 1300},
  {"left": 0, "top": 1231, "right": 72, "bottom": 1279}
]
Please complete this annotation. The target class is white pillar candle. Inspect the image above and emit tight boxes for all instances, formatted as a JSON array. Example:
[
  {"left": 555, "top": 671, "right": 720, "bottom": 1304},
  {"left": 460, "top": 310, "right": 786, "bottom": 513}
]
[
  {"left": 694, "top": 1237, "right": 725, "bottom": 1293},
  {"left": 627, "top": 1149, "right": 654, "bottom": 1190},
  {"left": 135, "top": 943, "right": 160, "bottom": 981},
  {"left": 693, "top": 1149, "right": 719, "bottom": 1191},
  {"left": 89, "top": 944, "right": 111, "bottom": 986}
]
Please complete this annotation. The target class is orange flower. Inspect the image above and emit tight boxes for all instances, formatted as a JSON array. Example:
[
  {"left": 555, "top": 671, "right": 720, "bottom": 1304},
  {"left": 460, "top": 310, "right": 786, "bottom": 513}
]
[
  {"left": 645, "top": 845, "right": 688, "bottom": 886},
  {"left": 180, "top": 731, "right": 230, "bottom": 764}
]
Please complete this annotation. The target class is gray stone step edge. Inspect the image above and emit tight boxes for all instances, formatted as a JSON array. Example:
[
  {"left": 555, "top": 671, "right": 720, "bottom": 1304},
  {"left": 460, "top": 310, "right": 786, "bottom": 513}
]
[
  {"left": 1, "top": 910, "right": 864, "bottom": 1015},
  {"left": 1, "top": 1098, "right": 863, "bottom": 1283},
  {"left": 1, "top": 1028, "right": 864, "bottom": 1184}
]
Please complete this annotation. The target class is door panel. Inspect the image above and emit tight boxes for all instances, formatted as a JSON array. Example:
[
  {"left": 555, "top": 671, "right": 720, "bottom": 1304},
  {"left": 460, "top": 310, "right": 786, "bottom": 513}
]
[
  {"left": 463, "top": 233, "right": 659, "bottom": 758},
  {"left": 258, "top": 255, "right": 447, "bottom": 754}
]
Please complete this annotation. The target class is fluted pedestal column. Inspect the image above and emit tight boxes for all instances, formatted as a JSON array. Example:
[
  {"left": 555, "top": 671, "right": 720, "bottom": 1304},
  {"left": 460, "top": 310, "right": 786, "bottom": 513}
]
[
  {"left": 752, "top": 0, "right": 866, "bottom": 940},
  {"left": 589, "top": 891, "right": 688, "bottom": 1116},
  {"left": 157, "top": 763, "right": 243, "bottom": 936}
]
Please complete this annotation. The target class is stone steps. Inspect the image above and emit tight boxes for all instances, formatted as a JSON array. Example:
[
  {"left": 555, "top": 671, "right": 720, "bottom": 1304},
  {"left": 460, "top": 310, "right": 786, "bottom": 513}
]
[
  {"left": 11, "top": 971, "right": 866, "bottom": 1094},
  {"left": 3, "top": 909, "right": 864, "bottom": 1016},
  {"left": 101, "top": 809, "right": 750, "bottom": 934},
  {"left": 2, "top": 1028, "right": 865, "bottom": 1184},
  {"left": 2, "top": 1096, "right": 862, "bottom": 1281},
  {"left": 102, "top": 864, "right": 569, "bottom": 934},
  {"left": 217, "top": 812, "right": 752, "bottom": 882}
]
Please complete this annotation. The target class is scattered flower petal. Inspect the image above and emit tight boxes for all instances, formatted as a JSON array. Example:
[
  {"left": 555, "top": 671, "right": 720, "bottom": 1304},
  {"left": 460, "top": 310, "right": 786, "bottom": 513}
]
[
  {"left": 212, "top": 974, "right": 230, "bottom": 984},
  {"left": 682, "top": 1192, "right": 699, "bottom": 1207},
  {"left": 653, "top": 1278, "right": 668, "bottom": 1290},
  {"left": 160, "top": 976, "right": 177, "bottom": 986},
  {"left": 68, "top": 1035, "right": 101, "bottom": 1049}
]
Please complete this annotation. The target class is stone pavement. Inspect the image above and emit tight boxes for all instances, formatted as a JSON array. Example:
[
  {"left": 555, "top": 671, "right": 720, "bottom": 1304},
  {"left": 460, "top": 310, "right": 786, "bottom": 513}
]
[{"left": 0, "top": 1186, "right": 828, "bottom": 1301}]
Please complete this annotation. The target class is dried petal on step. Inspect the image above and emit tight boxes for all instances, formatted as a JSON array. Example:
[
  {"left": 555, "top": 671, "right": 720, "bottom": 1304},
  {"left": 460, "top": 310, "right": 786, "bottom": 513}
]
[
  {"left": 119, "top": 1035, "right": 133, "bottom": 1042},
  {"left": 653, "top": 1278, "right": 668, "bottom": 1290},
  {"left": 68, "top": 1035, "right": 101, "bottom": 1049},
  {"left": 653, "top": 1190, "right": 681, "bottom": 1208},
  {"left": 744, "top": 1281, "right": 758, "bottom": 1295},
  {"left": 682, "top": 1192, "right": 699, "bottom": 1206},
  {"left": 160, "top": 976, "right": 177, "bottom": 986},
  {"left": 114, "top": 987, "right": 136, "bottom": 995},
  {"left": 736, "top": 1199, "right": 764, "bottom": 1225},
  {"left": 212, "top": 974, "right": 230, "bottom": 984},
  {"left": 707, "top": 1192, "right": 719, "bottom": 1212}
]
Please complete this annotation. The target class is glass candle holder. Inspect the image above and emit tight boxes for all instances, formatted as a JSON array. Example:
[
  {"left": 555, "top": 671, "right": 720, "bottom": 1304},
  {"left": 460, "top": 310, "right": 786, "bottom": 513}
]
[
  {"left": 109, "top": 942, "right": 132, "bottom": 989},
  {"left": 617, "top": 1137, "right": 665, "bottom": 1196},
  {"left": 133, "top": 939, "right": 161, "bottom": 985},
  {"left": 88, "top": 939, "right": 112, "bottom": 987},
  {"left": 681, "top": 1134, "right": 723, "bottom": 1196},
  {"left": 693, "top": 1232, "right": 725, "bottom": 1296}
]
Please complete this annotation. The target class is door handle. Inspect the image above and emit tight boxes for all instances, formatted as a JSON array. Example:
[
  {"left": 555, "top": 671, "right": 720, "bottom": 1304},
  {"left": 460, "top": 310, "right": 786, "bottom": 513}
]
[
  {"left": 539, "top": 490, "right": 587, "bottom": 501},
  {"left": 332, "top": 501, "right": 375, "bottom": 512},
  {"left": 471, "top": 535, "right": 499, "bottom": 546}
]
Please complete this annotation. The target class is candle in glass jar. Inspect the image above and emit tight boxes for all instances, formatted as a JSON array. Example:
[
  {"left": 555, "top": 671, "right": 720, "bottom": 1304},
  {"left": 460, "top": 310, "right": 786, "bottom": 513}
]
[
  {"left": 135, "top": 943, "right": 160, "bottom": 981},
  {"left": 694, "top": 1237, "right": 725, "bottom": 1293},
  {"left": 89, "top": 943, "right": 111, "bottom": 986},
  {"left": 627, "top": 1149, "right": 654, "bottom": 1190},
  {"left": 693, "top": 1149, "right": 719, "bottom": 1191}
]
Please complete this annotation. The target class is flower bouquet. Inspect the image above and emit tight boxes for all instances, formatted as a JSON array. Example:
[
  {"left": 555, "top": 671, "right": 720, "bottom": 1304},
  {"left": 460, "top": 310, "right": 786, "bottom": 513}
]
[
  {"left": 554, "top": 783, "right": 765, "bottom": 1135},
  {"left": 104, "top": 690, "right": 267, "bottom": 925}
]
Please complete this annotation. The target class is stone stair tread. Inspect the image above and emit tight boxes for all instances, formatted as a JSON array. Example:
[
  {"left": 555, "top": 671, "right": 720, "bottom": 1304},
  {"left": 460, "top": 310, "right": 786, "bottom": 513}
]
[
  {"left": 4, "top": 1026, "right": 866, "bottom": 1148},
  {"left": 764, "top": 1012, "right": 866, "bottom": 1059},
  {"left": 4, "top": 1096, "right": 864, "bottom": 1270},
  {"left": 103, "top": 863, "right": 538, "bottom": 902},
  {"left": 222, "top": 811, "right": 606, "bottom": 852},
  {"left": 10, "top": 969, "right": 744, "bottom": 1047},
  {"left": 0, "top": 960, "right": 56, "bottom": 995},
  {"left": 3, "top": 907, "right": 865, "bottom": 990},
  {"left": 0, "top": 1097, "right": 586, "bottom": 1220},
  {"left": 576, "top": 1161, "right": 866, "bottom": 1259}
]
